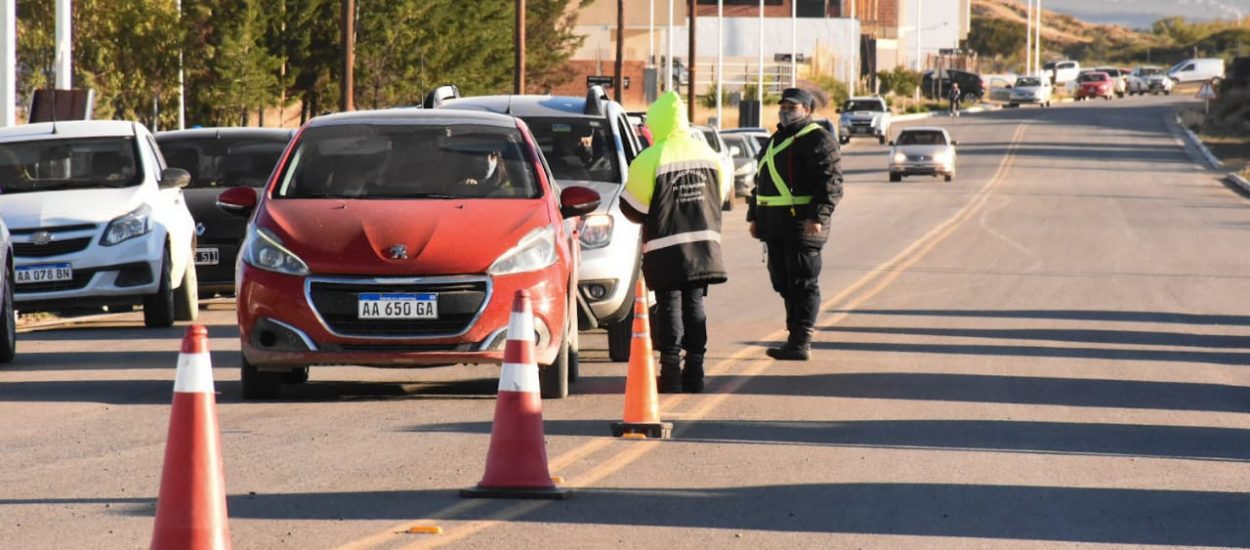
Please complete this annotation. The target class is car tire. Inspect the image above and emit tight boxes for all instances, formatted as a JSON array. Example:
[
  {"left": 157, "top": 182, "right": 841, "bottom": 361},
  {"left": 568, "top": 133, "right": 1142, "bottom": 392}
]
[
  {"left": 0, "top": 268, "right": 16, "bottom": 364},
  {"left": 174, "top": 261, "right": 199, "bottom": 322},
  {"left": 945, "top": 174, "right": 954, "bottom": 182},
  {"left": 143, "top": 253, "right": 176, "bottom": 328},
  {"left": 877, "top": 135, "right": 886, "bottom": 145},
  {"left": 722, "top": 185, "right": 735, "bottom": 211},
  {"left": 889, "top": 173, "right": 902, "bottom": 183},
  {"left": 839, "top": 136, "right": 850, "bottom": 145},
  {"left": 281, "top": 366, "right": 309, "bottom": 385},
  {"left": 241, "top": 354, "right": 282, "bottom": 400},
  {"left": 540, "top": 326, "right": 571, "bottom": 399},
  {"left": 607, "top": 311, "right": 633, "bottom": 362}
]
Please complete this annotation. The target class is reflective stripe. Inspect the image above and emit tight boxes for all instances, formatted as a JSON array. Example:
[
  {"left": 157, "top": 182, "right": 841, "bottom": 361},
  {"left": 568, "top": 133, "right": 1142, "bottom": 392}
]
[
  {"left": 621, "top": 189, "right": 650, "bottom": 214},
  {"left": 757, "top": 123, "right": 821, "bottom": 207},
  {"left": 642, "top": 229, "right": 721, "bottom": 253}
]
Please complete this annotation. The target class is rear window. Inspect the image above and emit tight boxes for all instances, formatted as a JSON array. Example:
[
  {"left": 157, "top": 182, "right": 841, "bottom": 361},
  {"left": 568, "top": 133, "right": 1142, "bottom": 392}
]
[
  {"left": 1015, "top": 77, "right": 1043, "bottom": 87},
  {"left": 1079, "top": 73, "right": 1107, "bottom": 82},
  {"left": 524, "top": 117, "right": 620, "bottom": 184},
  {"left": 0, "top": 137, "right": 141, "bottom": 194},
  {"left": 273, "top": 123, "right": 540, "bottom": 200},
  {"left": 897, "top": 131, "right": 947, "bottom": 146},
  {"left": 158, "top": 136, "right": 288, "bottom": 189}
]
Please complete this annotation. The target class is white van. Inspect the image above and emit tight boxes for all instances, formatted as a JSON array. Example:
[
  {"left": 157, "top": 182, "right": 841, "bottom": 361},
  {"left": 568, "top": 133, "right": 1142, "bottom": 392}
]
[
  {"left": 1168, "top": 58, "right": 1225, "bottom": 83},
  {"left": 1043, "top": 60, "right": 1081, "bottom": 86}
]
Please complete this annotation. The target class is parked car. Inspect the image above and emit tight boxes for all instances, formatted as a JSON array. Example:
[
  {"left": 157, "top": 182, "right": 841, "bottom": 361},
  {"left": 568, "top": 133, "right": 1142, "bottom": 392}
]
[
  {"left": 888, "top": 127, "right": 957, "bottom": 183},
  {"left": 1075, "top": 71, "right": 1115, "bottom": 101},
  {"left": 439, "top": 86, "right": 646, "bottom": 363},
  {"left": 721, "top": 133, "right": 759, "bottom": 199},
  {"left": 626, "top": 111, "right": 653, "bottom": 147},
  {"left": 1095, "top": 67, "right": 1128, "bottom": 97},
  {"left": 1168, "top": 58, "right": 1225, "bottom": 83},
  {"left": 689, "top": 125, "right": 737, "bottom": 211},
  {"left": 1008, "top": 76, "right": 1053, "bottom": 108},
  {"left": 922, "top": 69, "right": 985, "bottom": 102},
  {"left": 986, "top": 75, "right": 1017, "bottom": 103},
  {"left": 1043, "top": 60, "right": 1081, "bottom": 86},
  {"left": 0, "top": 218, "right": 14, "bottom": 363},
  {"left": 837, "top": 96, "right": 891, "bottom": 145},
  {"left": 1127, "top": 66, "right": 1174, "bottom": 95},
  {"left": 156, "top": 128, "right": 293, "bottom": 297},
  {"left": 721, "top": 127, "right": 771, "bottom": 150},
  {"left": 221, "top": 107, "right": 600, "bottom": 399},
  {"left": 0, "top": 121, "right": 198, "bottom": 327}
]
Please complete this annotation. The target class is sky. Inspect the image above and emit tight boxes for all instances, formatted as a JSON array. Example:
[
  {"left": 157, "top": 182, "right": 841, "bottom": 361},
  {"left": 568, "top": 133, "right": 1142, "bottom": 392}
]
[{"left": 1009, "top": 0, "right": 1250, "bottom": 29}]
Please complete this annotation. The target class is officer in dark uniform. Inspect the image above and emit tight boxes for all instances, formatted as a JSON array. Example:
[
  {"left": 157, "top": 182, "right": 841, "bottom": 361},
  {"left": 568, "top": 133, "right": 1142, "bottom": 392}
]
[{"left": 747, "top": 88, "right": 843, "bottom": 360}]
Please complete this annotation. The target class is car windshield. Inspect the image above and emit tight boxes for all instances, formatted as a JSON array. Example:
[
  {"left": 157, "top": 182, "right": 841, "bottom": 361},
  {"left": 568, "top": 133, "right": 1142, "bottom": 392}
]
[
  {"left": 897, "top": 131, "right": 947, "bottom": 146},
  {"left": 1100, "top": 68, "right": 1120, "bottom": 76},
  {"left": 843, "top": 100, "right": 885, "bottom": 112},
  {"left": 523, "top": 117, "right": 620, "bottom": 184},
  {"left": 723, "top": 136, "right": 753, "bottom": 161},
  {"left": 1139, "top": 67, "right": 1162, "bottom": 76},
  {"left": 274, "top": 123, "right": 539, "bottom": 200},
  {"left": 1079, "top": 73, "right": 1107, "bottom": 82},
  {"left": 0, "top": 137, "right": 141, "bottom": 194},
  {"left": 158, "top": 136, "right": 288, "bottom": 189},
  {"left": 1015, "top": 77, "right": 1043, "bottom": 87}
]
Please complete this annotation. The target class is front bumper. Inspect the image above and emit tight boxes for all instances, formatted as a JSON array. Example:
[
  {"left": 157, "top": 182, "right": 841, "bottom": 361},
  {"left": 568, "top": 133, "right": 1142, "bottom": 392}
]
[
  {"left": 238, "top": 262, "right": 568, "bottom": 371},
  {"left": 13, "top": 229, "right": 165, "bottom": 309},
  {"left": 890, "top": 162, "right": 953, "bottom": 176},
  {"left": 841, "top": 123, "right": 885, "bottom": 138},
  {"left": 574, "top": 229, "right": 640, "bottom": 330}
]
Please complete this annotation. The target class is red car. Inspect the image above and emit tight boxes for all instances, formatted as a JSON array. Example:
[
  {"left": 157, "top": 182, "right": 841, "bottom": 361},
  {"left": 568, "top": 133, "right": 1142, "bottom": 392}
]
[
  {"left": 217, "top": 108, "right": 600, "bottom": 400},
  {"left": 1075, "top": 71, "right": 1115, "bottom": 101}
]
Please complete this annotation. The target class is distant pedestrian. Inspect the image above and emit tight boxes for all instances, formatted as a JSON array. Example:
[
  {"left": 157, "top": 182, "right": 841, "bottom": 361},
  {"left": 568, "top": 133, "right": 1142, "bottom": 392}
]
[
  {"left": 948, "top": 82, "right": 962, "bottom": 117},
  {"left": 620, "top": 91, "right": 728, "bottom": 393},
  {"left": 747, "top": 88, "right": 843, "bottom": 361}
]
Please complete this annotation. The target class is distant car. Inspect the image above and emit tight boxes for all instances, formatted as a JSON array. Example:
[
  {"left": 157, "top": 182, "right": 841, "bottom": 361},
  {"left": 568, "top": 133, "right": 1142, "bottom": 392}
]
[
  {"left": 837, "top": 96, "right": 891, "bottom": 145},
  {"left": 156, "top": 128, "right": 293, "bottom": 297},
  {"left": 1075, "top": 71, "right": 1115, "bottom": 101},
  {"left": 626, "top": 111, "right": 653, "bottom": 147},
  {"left": 1127, "top": 66, "right": 1173, "bottom": 95},
  {"left": 721, "top": 133, "right": 759, "bottom": 199},
  {"left": 1168, "top": 58, "right": 1225, "bottom": 83},
  {"left": 888, "top": 127, "right": 957, "bottom": 183},
  {"left": 986, "top": 75, "right": 1017, "bottom": 103},
  {"left": 1095, "top": 67, "right": 1128, "bottom": 97},
  {"left": 1009, "top": 76, "right": 1053, "bottom": 108},
  {"left": 222, "top": 107, "right": 600, "bottom": 399},
  {"left": 1043, "top": 60, "right": 1081, "bottom": 86},
  {"left": 689, "top": 125, "right": 736, "bottom": 211},
  {"left": 721, "top": 127, "right": 771, "bottom": 150},
  {"left": 922, "top": 69, "right": 985, "bottom": 102},
  {"left": 0, "top": 121, "right": 198, "bottom": 327}
]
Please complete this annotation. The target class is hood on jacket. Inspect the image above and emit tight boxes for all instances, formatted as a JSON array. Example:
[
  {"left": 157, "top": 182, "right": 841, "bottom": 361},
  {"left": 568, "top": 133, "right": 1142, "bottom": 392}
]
[{"left": 646, "top": 91, "right": 690, "bottom": 143}]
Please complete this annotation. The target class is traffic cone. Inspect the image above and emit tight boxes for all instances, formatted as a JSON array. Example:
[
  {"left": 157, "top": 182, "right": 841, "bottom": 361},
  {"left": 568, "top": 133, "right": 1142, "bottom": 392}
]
[
  {"left": 461, "top": 290, "right": 568, "bottom": 500},
  {"left": 610, "top": 279, "right": 672, "bottom": 439},
  {"left": 150, "top": 325, "right": 232, "bottom": 550}
]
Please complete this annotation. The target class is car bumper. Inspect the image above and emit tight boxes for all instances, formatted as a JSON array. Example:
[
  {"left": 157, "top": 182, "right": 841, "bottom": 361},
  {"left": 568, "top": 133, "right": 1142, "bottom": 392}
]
[
  {"left": 890, "top": 162, "right": 953, "bottom": 176},
  {"left": 842, "top": 125, "right": 884, "bottom": 138},
  {"left": 13, "top": 230, "right": 165, "bottom": 307},
  {"left": 238, "top": 262, "right": 568, "bottom": 371},
  {"left": 574, "top": 227, "right": 640, "bottom": 329},
  {"left": 1010, "top": 96, "right": 1045, "bottom": 104}
]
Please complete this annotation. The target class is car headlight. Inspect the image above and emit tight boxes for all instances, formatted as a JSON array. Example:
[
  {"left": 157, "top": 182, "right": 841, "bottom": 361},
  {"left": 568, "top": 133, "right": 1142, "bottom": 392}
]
[
  {"left": 935, "top": 151, "right": 953, "bottom": 165},
  {"left": 578, "top": 214, "right": 613, "bottom": 250},
  {"left": 100, "top": 204, "right": 153, "bottom": 246},
  {"left": 892, "top": 152, "right": 906, "bottom": 163},
  {"left": 734, "top": 161, "right": 754, "bottom": 177},
  {"left": 241, "top": 225, "right": 309, "bottom": 276},
  {"left": 488, "top": 226, "right": 557, "bottom": 276}
]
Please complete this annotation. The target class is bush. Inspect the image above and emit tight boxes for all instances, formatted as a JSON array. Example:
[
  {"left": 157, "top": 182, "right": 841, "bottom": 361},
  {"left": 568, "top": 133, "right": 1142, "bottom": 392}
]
[
  {"left": 807, "top": 74, "right": 850, "bottom": 109},
  {"left": 877, "top": 66, "right": 920, "bottom": 97}
]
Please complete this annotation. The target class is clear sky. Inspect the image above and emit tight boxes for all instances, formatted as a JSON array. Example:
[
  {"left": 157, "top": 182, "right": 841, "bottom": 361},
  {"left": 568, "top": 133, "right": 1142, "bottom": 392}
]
[{"left": 1009, "top": 0, "right": 1249, "bottom": 29}]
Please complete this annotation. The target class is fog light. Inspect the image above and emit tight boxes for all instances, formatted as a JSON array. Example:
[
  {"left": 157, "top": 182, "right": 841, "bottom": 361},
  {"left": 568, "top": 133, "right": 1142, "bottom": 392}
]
[
  {"left": 579, "top": 280, "right": 617, "bottom": 303},
  {"left": 587, "top": 284, "right": 607, "bottom": 300}
]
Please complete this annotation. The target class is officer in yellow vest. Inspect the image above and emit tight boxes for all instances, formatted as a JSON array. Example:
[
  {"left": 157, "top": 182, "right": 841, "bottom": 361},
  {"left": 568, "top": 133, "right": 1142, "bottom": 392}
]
[{"left": 747, "top": 88, "right": 843, "bottom": 360}]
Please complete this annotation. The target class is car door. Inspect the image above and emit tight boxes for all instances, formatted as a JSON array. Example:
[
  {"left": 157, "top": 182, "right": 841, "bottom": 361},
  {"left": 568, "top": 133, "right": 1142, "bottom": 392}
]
[{"left": 143, "top": 131, "right": 194, "bottom": 282}]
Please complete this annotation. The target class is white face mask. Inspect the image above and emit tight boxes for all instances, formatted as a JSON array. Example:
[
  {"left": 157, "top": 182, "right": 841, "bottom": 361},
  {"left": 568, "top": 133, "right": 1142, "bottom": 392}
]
[{"left": 484, "top": 155, "right": 498, "bottom": 180}]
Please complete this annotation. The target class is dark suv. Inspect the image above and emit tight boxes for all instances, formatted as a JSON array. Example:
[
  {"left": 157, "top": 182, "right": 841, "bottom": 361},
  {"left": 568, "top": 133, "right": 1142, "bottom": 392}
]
[{"left": 922, "top": 69, "right": 985, "bottom": 102}]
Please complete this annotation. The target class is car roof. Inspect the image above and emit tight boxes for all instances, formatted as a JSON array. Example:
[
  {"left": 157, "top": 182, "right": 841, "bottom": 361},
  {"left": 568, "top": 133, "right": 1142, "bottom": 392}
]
[
  {"left": 0, "top": 120, "right": 139, "bottom": 142},
  {"left": 308, "top": 108, "right": 520, "bottom": 129},
  {"left": 156, "top": 127, "right": 294, "bottom": 141},
  {"left": 899, "top": 126, "right": 948, "bottom": 134},
  {"left": 440, "top": 95, "right": 608, "bottom": 119},
  {"left": 847, "top": 96, "right": 885, "bottom": 102}
]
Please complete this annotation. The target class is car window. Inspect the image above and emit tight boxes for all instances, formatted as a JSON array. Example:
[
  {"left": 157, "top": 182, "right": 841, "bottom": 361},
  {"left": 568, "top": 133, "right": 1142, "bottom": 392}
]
[
  {"left": 1015, "top": 77, "right": 1043, "bottom": 87},
  {"left": 700, "top": 130, "right": 723, "bottom": 153},
  {"left": 843, "top": 100, "right": 885, "bottom": 112},
  {"left": 1079, "top": 73, "right": 1105, "bottom": 82},
  {"left": 896, "top": 131, "right": 947, "bottom": 146},
  {"left": 724, "top": 136, "right": 753, "bottom": 161},
  {"left": 158, "top": 137, "right": 288, "bottom": 189},
  {"left": 1181, "top": 64, "right": 1195, "bottom": 72},
  {"left": 523, "top": 117, "right": 621, "bottom": 184},
  {"left": 274, "top": 123, "right": 540, "bottom": 200},
  {"left": 0, "top": 137, "right": 142, "bottom": 194},
  {"left": 1059, "top": 62, "right": 1076, "bottom": 69}
]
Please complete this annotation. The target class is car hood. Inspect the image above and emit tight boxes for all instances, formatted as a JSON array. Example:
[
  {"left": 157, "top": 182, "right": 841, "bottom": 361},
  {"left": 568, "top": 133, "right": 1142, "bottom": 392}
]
[
  {"left": 258, "top": 198, "right": 552, "bottom": 276},
  {"left": 842, "top": 111, "right": 883, "bottom": 121},
  {"left": 0, "top": 186, "right": 148, "bottom": 231}
]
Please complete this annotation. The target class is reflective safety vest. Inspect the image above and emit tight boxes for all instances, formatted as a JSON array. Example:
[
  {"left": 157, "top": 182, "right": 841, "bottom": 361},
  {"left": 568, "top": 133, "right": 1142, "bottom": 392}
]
[{"left": 755, "top": 122, "right": 822, "bottom": 209}]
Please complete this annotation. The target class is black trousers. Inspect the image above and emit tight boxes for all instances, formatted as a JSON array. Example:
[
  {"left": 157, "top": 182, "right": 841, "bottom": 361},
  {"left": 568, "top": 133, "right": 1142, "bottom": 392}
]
[
  {"left": 653, "top": 285, "right": 708, "bottom": 359},
  {"left": 765, "top": 239, "right": 823, "bottom": 338}
]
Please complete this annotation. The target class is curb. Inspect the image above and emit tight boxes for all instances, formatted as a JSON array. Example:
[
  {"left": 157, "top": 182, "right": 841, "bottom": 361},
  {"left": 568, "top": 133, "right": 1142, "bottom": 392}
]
[
  {"left": 1228, "top": 172, "right": 1250, "bottom": 195},
  {"left": 1174, "top": 113, "right": 1224, "bottom": 171},
  {"left": 891, "top": 103, "right": 1001, "bottom": 123}
]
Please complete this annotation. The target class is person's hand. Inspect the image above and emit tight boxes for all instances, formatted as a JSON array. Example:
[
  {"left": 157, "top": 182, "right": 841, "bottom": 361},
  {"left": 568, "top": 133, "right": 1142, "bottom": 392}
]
[
  {"left": 749, "top": 221, "right": 758, "bottom": 239},
  {"left": 803, "top": 220, "right": 822, "bottom": 236}
]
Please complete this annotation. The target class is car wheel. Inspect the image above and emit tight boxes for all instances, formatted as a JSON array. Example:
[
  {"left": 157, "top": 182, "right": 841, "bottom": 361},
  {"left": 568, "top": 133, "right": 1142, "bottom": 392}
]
[
  {"left": 0, "top": 268, "right": 16, "bottom": 364},
  {"left": 839, "top": 136, "right": 849, "bottom": 145},
  {"left": 945, "top": 174, "right": 954, "bottom": 182},
  {"left": 877, "top": 135, "right": 886, "bottom": 145},
  {"left": 540, "top": 326, "right": 571, "bottom": 399},
  {"left": 721, "top": 185, "right": 735, "bottom": 211},
  {"left": 173, "top": 261, "right": 199, "bottom": 322},
  {"left": 281, "top": 366, "right": 309, "bottom": 385},
  {"left": 607, "top": 311, "right": 633, "bottom": 362},
  {"left": 143, "top": 253, "right": 176, "bottom": 328},
  {"left": 567, "top": 287, "right": 580, "bottom": 384},
  {"left": 241, "top": 354, "right": 282, "bottom": 400},
  {"left": 889, "top": 173, "right": 902, "bottom": 183}
]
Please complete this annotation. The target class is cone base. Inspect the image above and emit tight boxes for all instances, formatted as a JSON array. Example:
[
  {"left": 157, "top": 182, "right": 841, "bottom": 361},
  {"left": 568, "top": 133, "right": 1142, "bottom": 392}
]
[
  {"left": 611, "top": 421, "right": 673, "bottom": 439},
  {"left": 460, "top": 485, "right": 570, "bottom": 500}
]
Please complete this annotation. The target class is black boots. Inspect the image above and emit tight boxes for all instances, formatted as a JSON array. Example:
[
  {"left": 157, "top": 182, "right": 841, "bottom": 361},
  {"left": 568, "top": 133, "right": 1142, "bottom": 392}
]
[
  {"left": 658, "top": 355, "right": 683, "bottom": 394},
  {"left": 682, "top": 354, "right": 705, "bottom": 394},
  {"left": 766, "top": 328, "right": 812, "bottom": 361}
]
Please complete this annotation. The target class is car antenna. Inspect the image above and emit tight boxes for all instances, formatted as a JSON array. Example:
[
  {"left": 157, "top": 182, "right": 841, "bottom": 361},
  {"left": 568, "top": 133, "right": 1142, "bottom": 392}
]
[{"left": 505, "top": 96, "right": 513, "bottom": 116}]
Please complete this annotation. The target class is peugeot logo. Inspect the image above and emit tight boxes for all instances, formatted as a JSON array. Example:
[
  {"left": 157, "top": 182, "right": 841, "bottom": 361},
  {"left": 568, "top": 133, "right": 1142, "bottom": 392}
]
[
  {"left": 195, "top": 223, "right": 206, "bottom": 237},
  {"left": 31, "top": 231, "right": 54, "bottom": 246},
  {"left": 387, "top": 244, "right": 408, "bottom": 260}
]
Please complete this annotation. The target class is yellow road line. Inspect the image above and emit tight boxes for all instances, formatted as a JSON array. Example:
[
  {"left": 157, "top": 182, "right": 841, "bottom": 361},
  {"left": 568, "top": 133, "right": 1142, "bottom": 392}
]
[{"left": 340, "top": 122, "right": 1032, "bottom": 550}]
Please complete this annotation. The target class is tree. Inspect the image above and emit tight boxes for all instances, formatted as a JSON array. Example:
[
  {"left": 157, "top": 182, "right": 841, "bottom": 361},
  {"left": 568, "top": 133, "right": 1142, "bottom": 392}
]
[{"left": 966, "top": 17, "right": 1027, "bottom": 61}]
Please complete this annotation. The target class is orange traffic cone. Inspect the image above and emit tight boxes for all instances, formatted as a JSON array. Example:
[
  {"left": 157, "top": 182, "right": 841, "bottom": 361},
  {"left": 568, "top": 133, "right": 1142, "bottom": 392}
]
[
  {"left": 150, "top": 325, "right": 232, "bottom": 550},
  {"left": 610, "top": 279, "right": 672, "bottom": 439},
  {"left": 461, "top": 290, "right": 568, "bottom": 500}
]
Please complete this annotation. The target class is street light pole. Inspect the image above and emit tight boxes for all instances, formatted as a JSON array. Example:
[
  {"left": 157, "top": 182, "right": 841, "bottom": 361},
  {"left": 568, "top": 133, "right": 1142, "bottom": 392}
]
[
  {"left": 515, "top": 0, "right": 526, "bottom": 94},
  {"left": 790, "top": 0, "right": 797, "bottom": 87},
  {"left": 716, "top": 0, "right": 723, "bottom": 128},
  {"left": 0, "top": 0, "right": 14, "bottom": 127},
  {"left": 666, "top": 0, "right": 674, "bottom": 91},
  {"left": 1035, "top": 0, "right": 1042, "bottom": 76},
  {"left": 757, "top": 0, "right": 764, "bottom": 106},
  {"left": 55, "top": 0, "right": 72, "bottom": 89},
  {"left": 177, "top": 0, "right": 185, "bottom": 129},
  {"left": 688, "top": 0, "right": 696, "bottom": 122},
  {"left": 615, "top": 0, "right": 624, "bottom": 102},
  {"left": 1024, "top": 0, "right": 1033, "bottom": 75},
  {"left": 914, "top": 0, "right": 922, "bottom": 71},
  {"left": 340, "top": 0, "right": 355, "bottom": 112}
]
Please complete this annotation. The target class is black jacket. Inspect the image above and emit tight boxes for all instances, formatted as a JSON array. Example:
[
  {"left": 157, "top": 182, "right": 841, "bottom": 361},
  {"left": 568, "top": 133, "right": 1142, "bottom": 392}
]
[{"left": 746, "top": 118, "right": 843, "bottom": 244}]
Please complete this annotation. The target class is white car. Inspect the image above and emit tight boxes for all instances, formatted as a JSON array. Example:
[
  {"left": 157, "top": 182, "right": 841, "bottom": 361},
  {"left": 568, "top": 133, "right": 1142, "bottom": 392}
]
[
  {"left": 690, "top": 125, "right": 736, "bottom": 211},
  {"left": 1009, "top": 76, "right": 1053, "bottom": 108},
  {"left": 837, "top": 96, "right": 891, "bottom": 145},
  {"left": 0, "top": 121, "right": 199, "bottom": 327},
  {"left": 1127, "top": 66, "right": 1173, "bottom": 95},
  {"left": 1168, "top": 58, "right": 1225, "bottom": 84},
  {"left": 888, "top": 127, "right": 958, "bottom": 183}
]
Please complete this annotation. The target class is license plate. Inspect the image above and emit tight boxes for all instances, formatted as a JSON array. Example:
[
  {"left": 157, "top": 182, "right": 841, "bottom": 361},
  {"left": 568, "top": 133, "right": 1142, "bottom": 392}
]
[
  {"left": 195, "top": 247, "right": 220, "bottom": 266},
  {"left": 357, "top": 293, "right": 438, "bottom": 319},
  {"left": 16, "top": 263, "right": 73, "bottom": 284}
]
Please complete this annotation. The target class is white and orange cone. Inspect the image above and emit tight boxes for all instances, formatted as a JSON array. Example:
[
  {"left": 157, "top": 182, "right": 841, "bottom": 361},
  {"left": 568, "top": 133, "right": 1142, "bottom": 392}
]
[
  {"left": 610, "top": 279, "right": 672, "bottom": 439},
  {"left": 150, "top": 325, "right": 232, "bottom": 550},
  {"left": 460, "top": 290, "right": 567, "bottom": 499}
]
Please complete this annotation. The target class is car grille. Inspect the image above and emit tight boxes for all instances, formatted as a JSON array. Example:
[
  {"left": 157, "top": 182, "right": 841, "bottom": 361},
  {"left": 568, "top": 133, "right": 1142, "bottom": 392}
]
[
  {"left": 851, "top": 121, "right": 872, "bottom": 127},
  {"left": 908, "top": 155, "right": 933, "bottom": 162},
  {"left": 307, "top": 278, "right": 490, "bottom": 337},
  {"left": 14, "top": 237, "right": 93, "bottom": 258}
]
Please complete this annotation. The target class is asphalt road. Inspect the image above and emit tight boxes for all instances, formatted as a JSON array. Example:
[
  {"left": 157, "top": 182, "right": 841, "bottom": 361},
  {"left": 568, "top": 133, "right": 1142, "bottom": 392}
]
[{"left": 4, "top": 95, "right": 1250, "bottom": 549}]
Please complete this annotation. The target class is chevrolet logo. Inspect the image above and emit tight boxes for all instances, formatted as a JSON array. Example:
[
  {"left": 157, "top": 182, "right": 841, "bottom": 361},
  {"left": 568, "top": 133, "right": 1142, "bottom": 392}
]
[
  {"left": 387, "top": 244, "right": 408, "bottom": 260},
  {"left": 31, "top": 231, "right": 54, "bottom": 246}
]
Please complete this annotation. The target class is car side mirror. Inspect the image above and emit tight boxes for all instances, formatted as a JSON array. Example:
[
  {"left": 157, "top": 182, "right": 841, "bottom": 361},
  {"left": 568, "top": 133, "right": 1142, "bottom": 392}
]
[
  {"left": 951, "top": 140, "right": 960, "bottom": 146},
  {"left": 216, "top": 186, "right": 259, "bottom": 216},
  {"left": 729, "top": 146, "right": 741, "bottom": 156},
  {"left": 559, "top": 186, "right": 601, "bottom": 219},
  {"left": 887, "top": 140, "right": 895, "bottom": 146},
  {"left": 159, "top": 167, "right": 191, "bottom": 189}
]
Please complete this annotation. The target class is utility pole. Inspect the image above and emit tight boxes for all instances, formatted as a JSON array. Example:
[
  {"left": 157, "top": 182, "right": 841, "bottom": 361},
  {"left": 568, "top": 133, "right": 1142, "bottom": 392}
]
[
  {"left": 666, "top": 0, "right": 674, "bottom": 91},
  {"left": 516, "top": 0, "right": 527, "bottom": 94},
  {"left": 55, "top": 0, "right": 72, "bottom": 89},
  {"left": 1035, "top": 0, "right": 1042, "bottom": 77},
  {"left": 790, "top": 0, "right": 797, "bottom": 87},
  {"left": 1, "top": 0, "right": 14, "bottom": 127},
  {"left": 757, "top": 0, "right": 764, "bottom": 105},
  {"left": 177, "top": 0, "right": 185, "bottom": 129},
  {"left": 615, "top": 0, "right": 624, "bottom": 102},
  {"left": 716, "top": 0, "right": 723, "bottom": 128},
  {"left": 688, "top": 0, "right": 696, "bottom": 122},
  {"left": 340, "top": 0, "right": 355, "bottom": 112},
  {"left": 1024, "top": 0, "right": 1032, "bottom": 75}
]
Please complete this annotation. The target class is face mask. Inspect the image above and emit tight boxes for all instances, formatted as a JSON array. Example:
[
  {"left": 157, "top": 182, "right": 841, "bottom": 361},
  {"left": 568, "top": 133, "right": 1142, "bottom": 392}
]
[
  {"left": 779, "top": 109, "right": 805, "bottom": 127},
  {"left": 484, "top": 155, "right": 498, "bottom": 180}
]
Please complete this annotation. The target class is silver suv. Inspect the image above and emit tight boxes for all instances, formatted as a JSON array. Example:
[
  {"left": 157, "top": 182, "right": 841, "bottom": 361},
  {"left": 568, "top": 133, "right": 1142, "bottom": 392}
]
[
  {"left": 837, "top": 96, "right": 891, "bottom": 145},
  {"left": 439, "top": 86, "right": 645, "bottom": 362}
]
